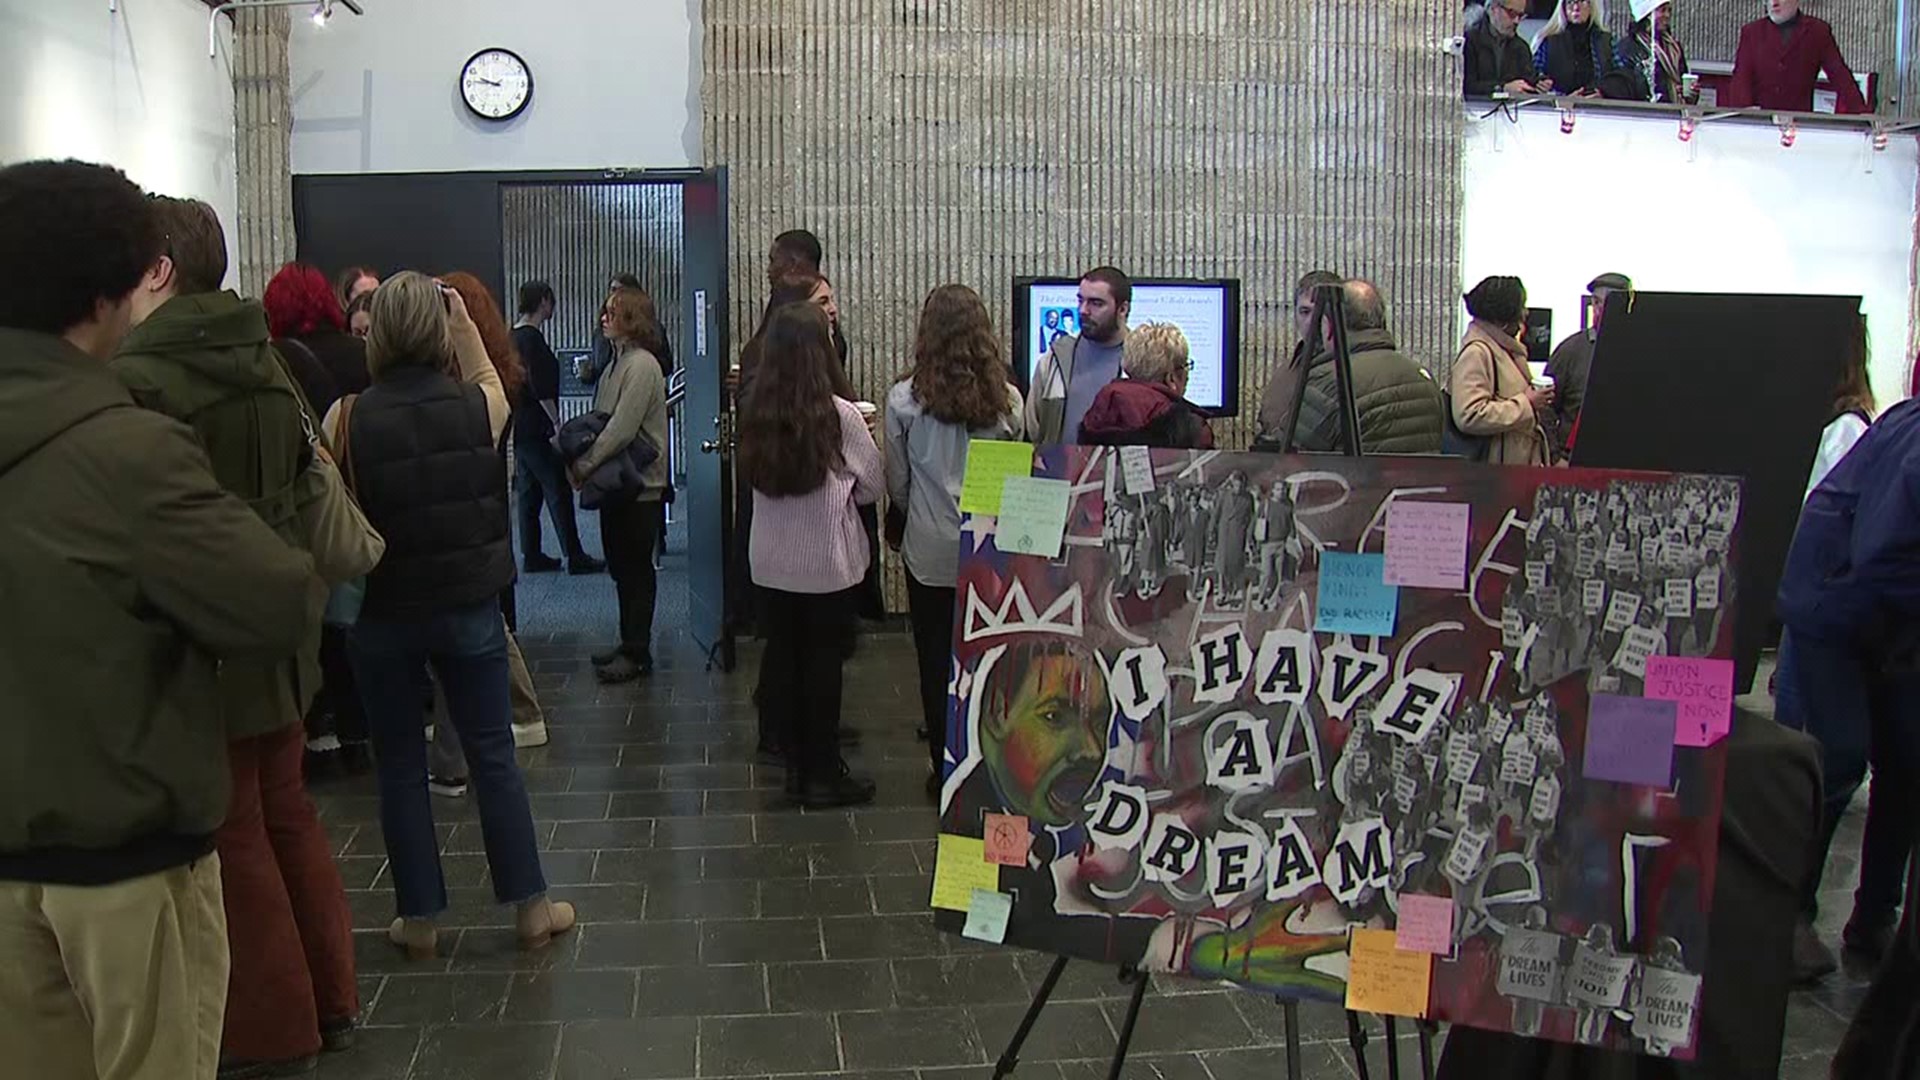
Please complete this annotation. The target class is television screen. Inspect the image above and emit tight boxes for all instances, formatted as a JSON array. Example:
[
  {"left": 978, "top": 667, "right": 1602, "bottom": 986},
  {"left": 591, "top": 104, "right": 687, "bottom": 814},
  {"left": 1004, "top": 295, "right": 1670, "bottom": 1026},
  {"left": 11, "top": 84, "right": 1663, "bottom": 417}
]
[{"left": 1012, "top": 276, "right": 1242, "bottom": 416}]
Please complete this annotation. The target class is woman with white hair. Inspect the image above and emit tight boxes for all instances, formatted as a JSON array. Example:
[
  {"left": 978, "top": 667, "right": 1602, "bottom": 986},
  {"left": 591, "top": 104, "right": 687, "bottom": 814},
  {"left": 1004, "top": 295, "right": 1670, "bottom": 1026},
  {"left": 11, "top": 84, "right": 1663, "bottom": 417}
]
[
  {"left": 1077, "top": 322, "right": 1215, "bottom": 450},
  {"left": 1533, "top": 0, "right": 1618, "bottom": 95},
  {"left": 323, "top": 271, "right": 577, "bottom": 960}
]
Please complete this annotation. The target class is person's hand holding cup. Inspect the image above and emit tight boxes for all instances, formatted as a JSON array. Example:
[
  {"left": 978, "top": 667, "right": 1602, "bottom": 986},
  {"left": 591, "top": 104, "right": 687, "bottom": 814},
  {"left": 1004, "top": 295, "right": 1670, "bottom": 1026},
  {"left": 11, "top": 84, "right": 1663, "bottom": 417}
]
[
  {"left": 855, "top": 400, "right": 879, "bottom": 439},
  {"left": 1526, "top": 378, "right": 1557, "bottom": 414}
]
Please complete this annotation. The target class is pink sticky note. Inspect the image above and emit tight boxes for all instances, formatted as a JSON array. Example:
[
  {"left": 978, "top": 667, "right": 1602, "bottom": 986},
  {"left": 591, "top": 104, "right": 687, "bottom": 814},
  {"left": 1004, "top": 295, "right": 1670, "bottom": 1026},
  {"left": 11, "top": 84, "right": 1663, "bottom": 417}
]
[
  {"left": 1643, "top": 656, "right": 1734, "bottom": 747},
  {"left": 983, "top": 813, "right": 1031, "bottom": 867},
  {"left": 1383, "top": 502, "right": 1470, "bottom": 590},
  {"left": 1395, "top": 894, "right": 1455, "bottom": 955}
]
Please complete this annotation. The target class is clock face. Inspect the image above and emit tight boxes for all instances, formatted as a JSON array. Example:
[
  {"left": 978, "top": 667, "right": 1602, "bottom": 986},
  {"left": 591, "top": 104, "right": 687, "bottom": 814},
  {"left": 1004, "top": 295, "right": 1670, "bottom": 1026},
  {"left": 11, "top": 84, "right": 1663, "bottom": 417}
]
[{"left": 461, "top": 49, "right": 532, "bottom": 121}]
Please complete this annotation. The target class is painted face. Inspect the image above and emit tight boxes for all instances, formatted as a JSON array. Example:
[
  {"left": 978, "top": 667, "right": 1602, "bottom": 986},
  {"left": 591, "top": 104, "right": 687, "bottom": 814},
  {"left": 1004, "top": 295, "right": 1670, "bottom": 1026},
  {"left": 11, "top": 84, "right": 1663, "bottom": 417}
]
[{"left": 981, "top": 644, "right": 1112, "bottom": 828}]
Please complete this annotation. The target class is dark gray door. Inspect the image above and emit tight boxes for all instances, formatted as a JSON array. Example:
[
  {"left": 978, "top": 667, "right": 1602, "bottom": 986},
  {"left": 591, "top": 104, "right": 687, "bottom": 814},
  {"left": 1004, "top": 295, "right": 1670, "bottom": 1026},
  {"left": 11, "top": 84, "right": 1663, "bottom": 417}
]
[{"left": 682, "top": 169, "right": 734, "bottom": 669}]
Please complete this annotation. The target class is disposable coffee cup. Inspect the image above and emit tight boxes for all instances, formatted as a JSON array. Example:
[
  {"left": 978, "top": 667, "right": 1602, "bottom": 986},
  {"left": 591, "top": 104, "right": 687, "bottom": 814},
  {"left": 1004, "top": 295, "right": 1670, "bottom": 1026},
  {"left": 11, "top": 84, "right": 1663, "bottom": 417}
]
[
  {"left": 855, "top": 401, "right": 878, "bottom": 419},
  {"left": 1681, "top": 74, "right": 1700, "bottom": 97}
]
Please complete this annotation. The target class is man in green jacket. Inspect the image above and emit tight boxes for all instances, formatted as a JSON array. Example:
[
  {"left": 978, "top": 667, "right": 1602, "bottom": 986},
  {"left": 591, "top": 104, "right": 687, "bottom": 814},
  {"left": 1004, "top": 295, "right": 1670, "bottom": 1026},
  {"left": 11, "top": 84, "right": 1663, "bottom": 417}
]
[
  {"left": 111, "top": 197, "right": 358, "bottom": 1074},
  {"left": 0, "top": 161, "right": 319, "bottom": 1079},
  {"left": 1289, "top": 278, "right": 1446, "bottom": 456}
]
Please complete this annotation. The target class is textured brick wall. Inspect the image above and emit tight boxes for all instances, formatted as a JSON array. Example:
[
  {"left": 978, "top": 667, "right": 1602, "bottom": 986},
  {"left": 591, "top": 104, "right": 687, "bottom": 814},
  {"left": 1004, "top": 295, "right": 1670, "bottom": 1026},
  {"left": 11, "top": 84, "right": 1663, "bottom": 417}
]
[
  {"left": 704, "top": 0, "right": 1465, "bottom": 451},
  {"left": 232, "top": 9, "right": 296, "bottom": 297}
]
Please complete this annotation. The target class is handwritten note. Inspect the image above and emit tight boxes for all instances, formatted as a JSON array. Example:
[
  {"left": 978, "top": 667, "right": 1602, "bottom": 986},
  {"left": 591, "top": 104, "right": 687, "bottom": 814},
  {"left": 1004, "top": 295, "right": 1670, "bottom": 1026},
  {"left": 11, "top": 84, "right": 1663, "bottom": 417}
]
[
  {"left": 1644, "top": 656, "right": 1734, "bottom": 747},
  {"left": 1315, "top": 552, "right": 1399, "bottom": 637},
  {"left": 1119, "top": 446, "right": 1156, "bottom": 495},
  {"left": 1382, "top": 501, "right": 1469, "bottom": 590},
  {"left": 962, "top": 889, "right": 1013, "bottom": 943},
  {"left": 1395, "top": 894, "right": 1456, "bottom": 956},
  {"left": 930, "top": 834, "right": 1001, "bottom": 911},
  {"left": 1345, "top": 928, "right": 1432, "bottom": 1018},
  {"left": 1583, "top": 694, "right": 1677, "bottom": 788},
  {"left": 995, "top": 477, "right": 1072, "bottom": 558},
  {"left": 983, "top": 813, "right": 1032, "bottom": 867},
  {"left": 958, "top": 440, "right": 1033, "bottom": 516}
]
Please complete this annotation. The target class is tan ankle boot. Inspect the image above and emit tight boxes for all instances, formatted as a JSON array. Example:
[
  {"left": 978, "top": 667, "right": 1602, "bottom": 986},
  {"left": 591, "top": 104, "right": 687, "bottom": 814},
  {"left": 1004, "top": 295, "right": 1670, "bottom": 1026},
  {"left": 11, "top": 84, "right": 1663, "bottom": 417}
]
[
  {"left": 516, "top": 896, "right": 577, "bottom": 950},
  {"left": 388, "top": 916, "right": 437, "bottom": 961}
]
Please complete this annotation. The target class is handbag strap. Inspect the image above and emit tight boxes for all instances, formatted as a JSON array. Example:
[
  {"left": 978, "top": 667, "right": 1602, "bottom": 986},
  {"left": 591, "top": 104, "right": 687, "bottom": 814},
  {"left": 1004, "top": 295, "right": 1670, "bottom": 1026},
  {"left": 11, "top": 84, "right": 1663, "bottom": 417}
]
[{"left": 335, "top": 394, "right": 360, "bottom": 495}]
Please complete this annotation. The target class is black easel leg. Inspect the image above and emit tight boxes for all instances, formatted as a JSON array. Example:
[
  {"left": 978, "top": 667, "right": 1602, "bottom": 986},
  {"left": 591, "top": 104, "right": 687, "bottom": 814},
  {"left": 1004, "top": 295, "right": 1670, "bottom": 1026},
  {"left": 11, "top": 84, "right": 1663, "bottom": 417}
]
[
  {"left": 994, "top": 956, "right": 1069, "bottom": 1080},
  {"left": 1384, "top": 1017, "right": 1401, "bottom": 1080},
  {"left": 1417, "top": 1020, "right": 1437, "bottom": 1080},
  {"left": 1278, "top": 999, "right": 1302, "bottom": 1080},
  {"left": 1346, "top": 1011, "right": 1372, "bottom": 1080},
  {"left": 1104, "top": 969, "right": 1150, "bottom": 1080}
]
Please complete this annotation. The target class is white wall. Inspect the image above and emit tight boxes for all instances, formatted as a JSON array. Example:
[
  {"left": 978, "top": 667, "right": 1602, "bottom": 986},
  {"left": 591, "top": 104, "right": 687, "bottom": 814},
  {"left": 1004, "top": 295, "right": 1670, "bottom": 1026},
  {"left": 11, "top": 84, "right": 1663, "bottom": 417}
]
[
  {"left": 1462, "top": 109, "right": 1919, "bottom": 403},
  {"left": 0, "top": 0, "right": 239, "bottom": 284},
  {"left": 290, "top": 0, "right": 701, "bottom": 175}
]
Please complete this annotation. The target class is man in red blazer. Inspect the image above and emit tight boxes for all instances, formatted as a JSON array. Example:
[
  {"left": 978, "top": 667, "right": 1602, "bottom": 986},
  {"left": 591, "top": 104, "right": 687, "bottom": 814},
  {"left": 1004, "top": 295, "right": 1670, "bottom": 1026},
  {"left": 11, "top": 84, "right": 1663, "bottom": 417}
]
[{"left": 1725, "top": 0, "right": 1870, "bottom": 113}]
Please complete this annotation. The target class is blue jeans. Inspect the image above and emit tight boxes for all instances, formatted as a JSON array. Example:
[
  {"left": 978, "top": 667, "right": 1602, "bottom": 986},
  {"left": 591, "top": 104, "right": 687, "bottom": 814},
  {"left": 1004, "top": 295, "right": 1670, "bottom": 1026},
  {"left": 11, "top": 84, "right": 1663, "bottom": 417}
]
[
  {"left": 348, "top": 601, "right": 546, "bottom": 918},
  {"left": 1775, "top": 630, "right": 1875, "bottom": 915}
]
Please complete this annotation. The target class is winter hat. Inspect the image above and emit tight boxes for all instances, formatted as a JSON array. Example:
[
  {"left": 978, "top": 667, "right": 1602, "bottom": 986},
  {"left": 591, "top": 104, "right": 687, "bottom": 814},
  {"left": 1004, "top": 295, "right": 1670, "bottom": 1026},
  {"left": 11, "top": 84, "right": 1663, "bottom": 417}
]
[{"left": 1630, "top": 0, "right": 1668, "bottom": 21}]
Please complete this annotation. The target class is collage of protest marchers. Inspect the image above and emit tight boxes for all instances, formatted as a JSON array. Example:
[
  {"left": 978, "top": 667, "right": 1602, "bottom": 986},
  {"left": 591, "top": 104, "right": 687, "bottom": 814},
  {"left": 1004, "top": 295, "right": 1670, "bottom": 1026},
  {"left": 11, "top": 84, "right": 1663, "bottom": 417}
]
[{"left": 930, "top": 444, "right": 1742, "bottom": 1058}]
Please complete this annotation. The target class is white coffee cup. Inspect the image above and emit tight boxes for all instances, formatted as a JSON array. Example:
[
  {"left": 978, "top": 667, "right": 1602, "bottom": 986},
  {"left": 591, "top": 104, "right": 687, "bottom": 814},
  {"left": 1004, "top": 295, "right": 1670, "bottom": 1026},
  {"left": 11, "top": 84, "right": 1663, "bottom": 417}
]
[{"left": 855, "top": 401, "right": 878, "bottom": 419}]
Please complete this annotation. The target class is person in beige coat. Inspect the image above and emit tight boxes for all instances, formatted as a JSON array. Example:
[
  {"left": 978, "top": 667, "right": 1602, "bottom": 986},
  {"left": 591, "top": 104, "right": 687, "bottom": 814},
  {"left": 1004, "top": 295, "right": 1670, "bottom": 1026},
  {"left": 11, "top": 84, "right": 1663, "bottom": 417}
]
[{"left": 1451, "top": 275, "right": 1554, "bottom": 465}]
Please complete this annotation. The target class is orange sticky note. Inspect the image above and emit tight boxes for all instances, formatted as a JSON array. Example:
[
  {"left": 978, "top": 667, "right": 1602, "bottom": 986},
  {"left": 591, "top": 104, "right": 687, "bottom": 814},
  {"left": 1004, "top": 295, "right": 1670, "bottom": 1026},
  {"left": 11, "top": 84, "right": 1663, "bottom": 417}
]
[
  {"left": 1345, "top": 928, "right": 1432, "bottom": 1018},
  {"left": 983, "top": 813, "right": 1031, "bottom": 867}
]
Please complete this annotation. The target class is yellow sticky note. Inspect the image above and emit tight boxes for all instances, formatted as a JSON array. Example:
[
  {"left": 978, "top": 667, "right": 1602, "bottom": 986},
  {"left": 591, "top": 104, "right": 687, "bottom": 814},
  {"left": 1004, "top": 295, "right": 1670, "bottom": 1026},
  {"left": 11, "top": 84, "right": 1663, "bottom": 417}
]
[
  {"left": 959, "top": 440, "right": 1034, "bottom": 516},
  {"left": 1344, "top": 928, "right": 1432, "bottom": 1019},
  {"left": 930, "top": 834, "right": 1000, "bottom": 911}
]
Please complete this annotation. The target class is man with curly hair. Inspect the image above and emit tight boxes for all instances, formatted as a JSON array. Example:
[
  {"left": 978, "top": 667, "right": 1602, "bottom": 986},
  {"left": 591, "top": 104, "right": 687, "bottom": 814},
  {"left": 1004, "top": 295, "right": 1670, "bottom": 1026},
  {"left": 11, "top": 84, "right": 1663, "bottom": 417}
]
[{"left": 0, "top": 160, "right": 319, "bottom": 1079}]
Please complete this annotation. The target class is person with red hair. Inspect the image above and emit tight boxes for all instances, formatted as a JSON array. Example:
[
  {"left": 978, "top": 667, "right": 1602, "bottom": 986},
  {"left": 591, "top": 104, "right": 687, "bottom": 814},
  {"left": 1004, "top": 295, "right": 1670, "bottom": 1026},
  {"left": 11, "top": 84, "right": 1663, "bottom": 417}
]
[{"left": 264, "top": 262, "right": 367, "bottom": 418}]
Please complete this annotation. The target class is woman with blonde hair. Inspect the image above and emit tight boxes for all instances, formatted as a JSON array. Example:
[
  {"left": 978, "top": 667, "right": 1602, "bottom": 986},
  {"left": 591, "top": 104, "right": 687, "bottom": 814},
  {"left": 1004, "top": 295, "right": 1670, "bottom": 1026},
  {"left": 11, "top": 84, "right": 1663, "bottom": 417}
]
[
  {"left": 579, "top": 285, "right": 671, "bottom": 684},
  {"left": 1533, "top": 0, "right": 1618, "bottom": 95},
  {"left": 1078, "top": 322, "right": 1215, "bottom": 449},
  {"left": 324, "top": 271, "right": 576, "bottom": 958},
  {"left": 885, "top": 284, "right": 1026, "bottom": 794}
]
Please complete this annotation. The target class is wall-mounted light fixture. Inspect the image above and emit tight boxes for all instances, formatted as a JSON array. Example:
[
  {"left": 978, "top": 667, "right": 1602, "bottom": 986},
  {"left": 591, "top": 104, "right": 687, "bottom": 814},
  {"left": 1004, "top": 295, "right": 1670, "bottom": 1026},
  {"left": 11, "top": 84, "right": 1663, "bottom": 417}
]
[
  {"left": 1559, "top": 107, "right": 1576, "bottom": 135},
  {"left": 1775, "top": 114, "right": 1799, "bottom": 149},
  {"left": 208, "top": 0, "right": 363, "bottom": 57}
]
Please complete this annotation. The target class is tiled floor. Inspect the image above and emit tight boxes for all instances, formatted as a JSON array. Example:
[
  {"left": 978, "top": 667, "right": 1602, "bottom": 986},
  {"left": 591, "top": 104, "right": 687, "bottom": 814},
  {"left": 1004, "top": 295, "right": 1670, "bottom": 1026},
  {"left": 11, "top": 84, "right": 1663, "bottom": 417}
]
[{"left": 305, "top": 514, "right": 1872, "bottom": 1079}]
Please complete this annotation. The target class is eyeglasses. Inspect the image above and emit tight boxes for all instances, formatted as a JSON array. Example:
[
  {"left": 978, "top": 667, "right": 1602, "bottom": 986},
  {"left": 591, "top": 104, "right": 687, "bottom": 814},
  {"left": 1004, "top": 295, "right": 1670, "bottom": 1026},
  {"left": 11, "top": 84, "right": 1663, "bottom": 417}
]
[{"left": 1497, "top": 3, "right": 1529, "bottom": 16}]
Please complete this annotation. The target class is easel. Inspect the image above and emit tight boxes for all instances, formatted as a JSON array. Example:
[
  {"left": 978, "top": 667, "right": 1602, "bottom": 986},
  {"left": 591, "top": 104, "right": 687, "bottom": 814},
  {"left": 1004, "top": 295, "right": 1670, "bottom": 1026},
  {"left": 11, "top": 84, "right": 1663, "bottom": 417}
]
[{"left": 994, "top": 285, "right": 1440, "bottom": 1080}]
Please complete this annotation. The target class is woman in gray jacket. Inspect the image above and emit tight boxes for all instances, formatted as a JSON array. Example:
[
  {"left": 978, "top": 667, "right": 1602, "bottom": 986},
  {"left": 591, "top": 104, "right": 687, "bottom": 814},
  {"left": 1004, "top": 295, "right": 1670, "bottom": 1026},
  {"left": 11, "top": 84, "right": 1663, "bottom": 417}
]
[
  {"left": 575, "top": 286, "right": 670, "bottom": 683},
  {"left": 884, "top": 284, "right": 1026, "bottom": 797}
]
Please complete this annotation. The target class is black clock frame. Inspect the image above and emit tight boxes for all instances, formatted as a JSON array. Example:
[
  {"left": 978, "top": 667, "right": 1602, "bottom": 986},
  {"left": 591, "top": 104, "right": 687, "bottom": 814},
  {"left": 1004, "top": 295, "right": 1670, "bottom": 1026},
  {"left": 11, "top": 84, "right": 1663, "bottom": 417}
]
[{"left": 460, "top": 47, "right": 533, "bottom": 122}]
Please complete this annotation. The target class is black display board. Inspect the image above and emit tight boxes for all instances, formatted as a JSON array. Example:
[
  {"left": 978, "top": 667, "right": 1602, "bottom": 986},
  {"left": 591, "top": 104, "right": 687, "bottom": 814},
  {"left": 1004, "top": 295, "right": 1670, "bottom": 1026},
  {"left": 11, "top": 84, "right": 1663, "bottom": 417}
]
[
  {"left": 1571, "top": 291, "right": 1858, "bottom": 693},
  {"left": 292, "top": 172, "right": 506, "bottom": 304}
]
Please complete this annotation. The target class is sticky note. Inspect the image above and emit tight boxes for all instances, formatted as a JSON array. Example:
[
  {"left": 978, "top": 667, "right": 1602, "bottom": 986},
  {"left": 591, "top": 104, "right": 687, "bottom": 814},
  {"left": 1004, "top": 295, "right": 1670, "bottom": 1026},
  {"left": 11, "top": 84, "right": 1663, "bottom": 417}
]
[
  {"left": 1383, "top": 501, "right": 1470, "bottom": 590},
  {"left": 983, "top": 813, "right": 1031, "bottom": 867},
  {"left": 958, "top": 440, "right": 1033, "bottom": 516},
  {"left": 1315, "top": 552, "right": 1399, "bottom": 637},
  {"left": 1644, "top": 656, "right": 1734, "bottom": 747},
  {"left": 996, "top": 477, "right": 1072, "bottom": 558},
  {"left": 1583, "top": 694, "right": 1677, "bottom": 788},
  {"left": 930, "top": 834, "right": 1000, "bottom": 911},
  {"left": 1395, "top": 894, "right": 1456, "bottom": 956},
  {"left": 1345, "top": 928, "right": 1431, "bottom": 1018},
  {"left": 962, "top": 889, "right": 1013, "bottom": 943},
  {"left": 1119, "top": 446, "right": 1156, "bottom": 494}
]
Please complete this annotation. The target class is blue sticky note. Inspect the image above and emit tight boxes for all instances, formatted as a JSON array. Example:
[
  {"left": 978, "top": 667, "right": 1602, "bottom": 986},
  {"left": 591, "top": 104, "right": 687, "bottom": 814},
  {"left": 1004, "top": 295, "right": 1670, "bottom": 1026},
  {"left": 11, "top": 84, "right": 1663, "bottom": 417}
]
[
  {"left": 1315, "top": 552, "right": 1399, "bottom": 636},
  {"left": 1583, "top": 694, "right": 1677, "bottom": 788},
  {"left": 962, "top": 889, "right": 1013, "bottom": 943}
]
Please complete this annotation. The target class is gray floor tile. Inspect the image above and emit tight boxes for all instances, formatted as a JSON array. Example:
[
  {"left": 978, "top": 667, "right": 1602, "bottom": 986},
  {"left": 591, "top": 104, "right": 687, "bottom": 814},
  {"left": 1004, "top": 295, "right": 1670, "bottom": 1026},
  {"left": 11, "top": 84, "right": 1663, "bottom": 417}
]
[
  {"left": 1099, "top": 993, "right": 1253, "bottom": 1054},
  {"left": 969, "top": 1000, "right": 1118, "bottom": 1062},
  {"left": 312, "top": 1026, "right": 420, "bottom": 1080},
  {"left": 839, "top": 1007, "right": 986, "bottom": 1070},
  {"left": 700, "top": 1013, "right": 842, "bottom": 1075},
  {"left": 367, "top": 972, "right": 511, "bottom": 1026},
  {"left": 758, "top": 878, "right": 875, "bottom": 918},
  {"left": 575, "top": 920, "right": 703, "bottom": 967},
  {"left": 700, "top": 917, "right": 825, "bottom": 963},
  {"left": 504, "top": 969, "right": 638, "bottom": 1022},
  {"left": 555, "top": 1017, "right": 701, "bottom": 1079},
  {"left": 768, "top": 959, "right": 898, "bottom": 1011},
  {"left": 636, "top": 964, "right": 769, "bottom": 1016},
  {"left": 412, "top": 1023, "right": 560, "bottom": 1080},
  {"left": 893, "top": 955, "right": 1033, "bottom": 1007}
]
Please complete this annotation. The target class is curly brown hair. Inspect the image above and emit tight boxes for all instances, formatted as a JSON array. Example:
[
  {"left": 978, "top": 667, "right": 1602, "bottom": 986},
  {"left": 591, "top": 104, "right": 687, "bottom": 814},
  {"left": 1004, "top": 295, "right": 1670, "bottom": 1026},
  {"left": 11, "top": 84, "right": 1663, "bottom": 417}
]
[
  {"left": 737, "top": 302, "right": 846, "bottom": 498},
  {"left": 603, "top": 285, "right": 668, "bottom": 357},
  {"left": 905, "top": 284, "right": 1011, "bottom": 429},
  {"left": 439, "top": 271, "right": 526, "bottom": 399}
]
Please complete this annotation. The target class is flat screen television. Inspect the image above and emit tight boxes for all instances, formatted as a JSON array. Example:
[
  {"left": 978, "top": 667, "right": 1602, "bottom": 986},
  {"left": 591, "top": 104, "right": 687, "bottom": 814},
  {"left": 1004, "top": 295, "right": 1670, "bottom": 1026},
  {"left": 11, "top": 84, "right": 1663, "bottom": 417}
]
[{"left": 1011, "top": 276, "right": 1243, "bottom": 417}]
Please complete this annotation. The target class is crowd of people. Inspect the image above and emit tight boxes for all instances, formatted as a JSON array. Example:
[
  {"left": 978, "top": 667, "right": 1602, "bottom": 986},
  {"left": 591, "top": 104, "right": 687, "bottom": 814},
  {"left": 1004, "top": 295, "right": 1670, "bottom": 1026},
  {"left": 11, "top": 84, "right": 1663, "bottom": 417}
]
[
  {"left": 0, "top": 149, "right": 1912, "bottom": 1079},
  {"left": 1466, "top": 0, "right": 1872, "bottom": 114}
]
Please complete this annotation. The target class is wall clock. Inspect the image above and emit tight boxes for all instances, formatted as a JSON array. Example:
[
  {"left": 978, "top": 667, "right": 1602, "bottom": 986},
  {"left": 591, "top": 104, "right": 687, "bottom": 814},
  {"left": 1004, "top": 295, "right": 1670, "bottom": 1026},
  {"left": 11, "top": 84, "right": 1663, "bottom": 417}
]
[{"left": 460, "top": 48, "right": 532, "bottom": 121}]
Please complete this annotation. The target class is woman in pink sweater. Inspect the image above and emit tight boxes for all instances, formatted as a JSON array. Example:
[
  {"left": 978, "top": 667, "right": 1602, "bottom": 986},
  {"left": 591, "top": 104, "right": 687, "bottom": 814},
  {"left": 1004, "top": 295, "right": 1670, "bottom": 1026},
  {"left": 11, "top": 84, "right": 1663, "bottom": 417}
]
[{"left": 737, "top": 302, "right": 884, "bottom": 807}]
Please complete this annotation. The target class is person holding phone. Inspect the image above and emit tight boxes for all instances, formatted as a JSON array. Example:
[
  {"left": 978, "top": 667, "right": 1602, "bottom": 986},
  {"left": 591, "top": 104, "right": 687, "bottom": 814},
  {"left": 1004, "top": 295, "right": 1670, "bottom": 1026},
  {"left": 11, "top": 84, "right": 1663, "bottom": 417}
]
[{"left": 1465, "top": 0, "right": 1552, "bottom": 96}]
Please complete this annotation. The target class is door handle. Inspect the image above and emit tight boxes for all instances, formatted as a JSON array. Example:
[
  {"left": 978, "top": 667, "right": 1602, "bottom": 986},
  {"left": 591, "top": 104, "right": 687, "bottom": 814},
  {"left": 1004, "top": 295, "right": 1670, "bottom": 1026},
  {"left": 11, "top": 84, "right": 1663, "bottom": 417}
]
[{"left": 701, "top": 440, "right": 721, "bottom": 454}]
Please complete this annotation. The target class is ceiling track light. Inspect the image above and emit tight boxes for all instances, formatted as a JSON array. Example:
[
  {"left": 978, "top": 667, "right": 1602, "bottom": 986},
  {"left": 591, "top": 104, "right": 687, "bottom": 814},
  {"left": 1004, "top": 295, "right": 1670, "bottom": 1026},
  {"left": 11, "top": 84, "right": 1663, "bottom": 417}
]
[{"left": 208, "top": 0, "right": 363, "bottom": 57}]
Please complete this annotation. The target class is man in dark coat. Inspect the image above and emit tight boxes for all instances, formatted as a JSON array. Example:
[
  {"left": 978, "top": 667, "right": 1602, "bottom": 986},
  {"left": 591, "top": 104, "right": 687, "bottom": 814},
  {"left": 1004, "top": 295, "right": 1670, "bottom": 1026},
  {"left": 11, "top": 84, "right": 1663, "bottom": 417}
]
[
  {"left": 1724, "top": 0, "right": 1869, "bottom": 114},
  {"left": 1543, "top": 272, "right": 1630, "bottom": 461},
  {"left": 1290, "top": 280, "right": 1446, "bottom": 455},
  {"left": 1464, "top": 0, "right": 1549, "bottom": 96}
]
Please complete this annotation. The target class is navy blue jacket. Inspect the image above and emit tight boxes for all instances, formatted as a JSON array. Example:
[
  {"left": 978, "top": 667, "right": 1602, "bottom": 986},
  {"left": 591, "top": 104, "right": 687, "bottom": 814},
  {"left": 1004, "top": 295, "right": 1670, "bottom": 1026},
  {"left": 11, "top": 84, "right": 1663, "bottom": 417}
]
[{"left": 1777, "top": 399, "right": 1920, "bottom": 646}]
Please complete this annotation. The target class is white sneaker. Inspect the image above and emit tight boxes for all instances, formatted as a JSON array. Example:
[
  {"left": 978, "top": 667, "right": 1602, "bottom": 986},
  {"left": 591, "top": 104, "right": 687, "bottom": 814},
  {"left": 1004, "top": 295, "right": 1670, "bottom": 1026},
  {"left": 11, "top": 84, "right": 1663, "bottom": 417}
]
[
  {"left": 428, "top": 775, "right": 468, "bottom": 798},
  {"left": 512, "top": 720, "right": 550, "bottom": 749}
]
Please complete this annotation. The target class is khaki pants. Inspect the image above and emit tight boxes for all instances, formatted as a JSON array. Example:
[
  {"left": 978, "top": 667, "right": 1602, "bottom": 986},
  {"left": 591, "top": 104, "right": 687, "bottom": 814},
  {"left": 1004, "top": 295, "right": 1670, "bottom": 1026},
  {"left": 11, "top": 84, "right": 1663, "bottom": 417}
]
[{"left": 0, "top": 856, "right": 229, "bottom": 1080}]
